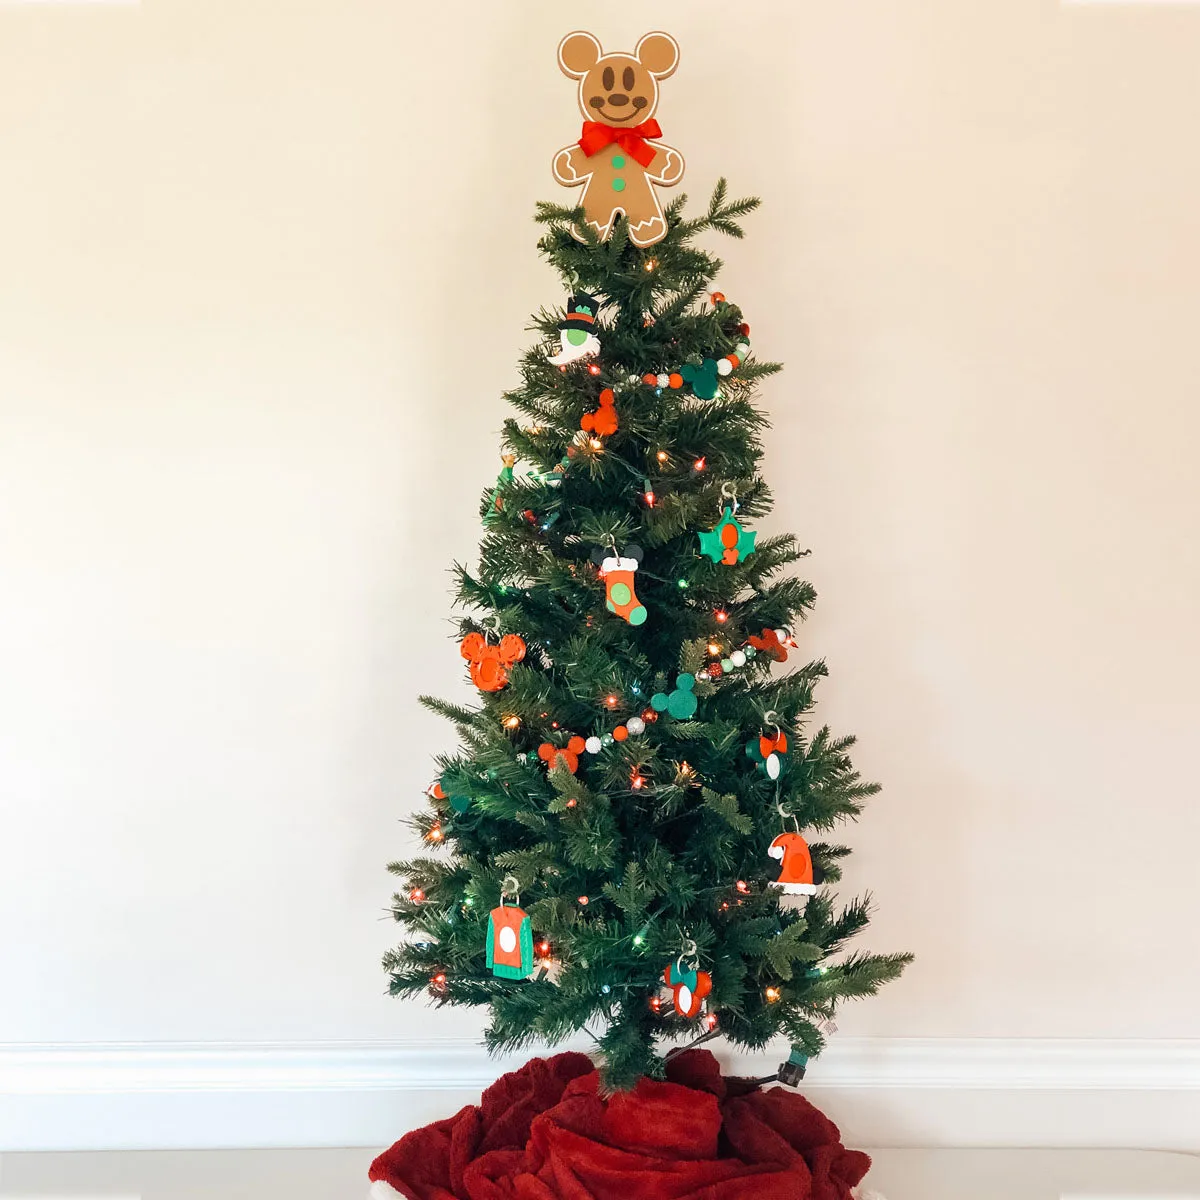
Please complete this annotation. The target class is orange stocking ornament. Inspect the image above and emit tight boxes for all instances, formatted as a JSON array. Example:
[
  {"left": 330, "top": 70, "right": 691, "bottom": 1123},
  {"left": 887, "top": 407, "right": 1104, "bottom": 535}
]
[{"left": 597, "top": 544, "right": 647, "bottom": 626}]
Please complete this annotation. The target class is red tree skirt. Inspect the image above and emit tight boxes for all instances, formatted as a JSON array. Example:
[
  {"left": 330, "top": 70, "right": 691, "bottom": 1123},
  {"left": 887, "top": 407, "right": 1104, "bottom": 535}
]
[{"left": 368, "top": 1048, "right": 870, "bottom": 1200}]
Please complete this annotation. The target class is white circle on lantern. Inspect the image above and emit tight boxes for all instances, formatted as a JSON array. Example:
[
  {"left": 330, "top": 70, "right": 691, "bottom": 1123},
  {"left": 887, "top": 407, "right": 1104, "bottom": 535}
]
[
  {"left": 765, "top": 753, "right": 782, "bottom": 780},
  {"left": 677, "top": 985, "right": 693, "bottom": 1014},
  {"left": 585, "top": 736, "right": 602, "bottom": 754},
  {"left": 626, "top": 717, "right": 645, "bottom": 735},
  {"left": 498, "top": 926, "right": 517, "bottom": 953},
  {"left": 717, "top": 359, "right": 733, "bottom": 376},
  {"left": 730, "top": 650, "right": 746, "bottom": 667}
]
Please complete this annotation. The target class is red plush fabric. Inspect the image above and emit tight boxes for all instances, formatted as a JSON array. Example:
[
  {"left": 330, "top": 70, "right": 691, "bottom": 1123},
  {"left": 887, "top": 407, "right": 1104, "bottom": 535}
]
[{"left": 369, "top": 1049, "right": 869, "bottom": 1200}]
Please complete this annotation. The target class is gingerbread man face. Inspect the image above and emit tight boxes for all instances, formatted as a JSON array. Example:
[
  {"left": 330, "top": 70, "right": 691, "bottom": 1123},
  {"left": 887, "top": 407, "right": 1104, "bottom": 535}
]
[
  {"left": 559, "top": 31, "right": 678, "bottom": 127},
  {"left": 553, "top": 32, "right": 685, "bottom": 249},
  {"left": 460, "top": 632, "right": 526, "bottom": 693}
]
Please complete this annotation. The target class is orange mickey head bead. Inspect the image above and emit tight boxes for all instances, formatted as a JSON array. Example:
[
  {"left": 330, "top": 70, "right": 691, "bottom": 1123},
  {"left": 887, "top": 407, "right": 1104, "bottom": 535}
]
[
  {"left": 580, "top": 388, "right": 618, "bottom": 437},
  {"left": 747, "top": 628, "right": 789, "bottom": 663},
  {"left": 538, "top": 736, "right": 587, "bottom": 774},
  {"left": 461, "top": 631, "right": 527, "bottom": 693}
]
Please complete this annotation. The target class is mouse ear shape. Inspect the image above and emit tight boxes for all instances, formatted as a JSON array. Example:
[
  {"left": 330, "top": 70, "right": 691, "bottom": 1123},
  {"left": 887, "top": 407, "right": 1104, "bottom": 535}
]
[
  {"left": 558, "top": 30, "right": 603, "bottom": 78},
  {"left": 624, "top": 543, "right": 644, "bottom": 564},
  {"left": 460, "top": 632, "right": 486, "bottom": 661},
  {"left": 635, "top": 31, "right": 680, "bottom": 79},
  {"left": 589, "top": 546, "right": 609, "bottom": 566},
  {"left": 498, "top": 634, "right": 526, "bottom": 665},
  {"left": 538, "top": 743, "right": 555, "bottom": 764}
]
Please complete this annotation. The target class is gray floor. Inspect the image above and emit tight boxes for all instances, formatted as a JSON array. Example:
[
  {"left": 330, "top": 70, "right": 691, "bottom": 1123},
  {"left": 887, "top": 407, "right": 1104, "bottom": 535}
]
[{"left": 1, "top": 1148, "right": 1199, "bottom": 1198}]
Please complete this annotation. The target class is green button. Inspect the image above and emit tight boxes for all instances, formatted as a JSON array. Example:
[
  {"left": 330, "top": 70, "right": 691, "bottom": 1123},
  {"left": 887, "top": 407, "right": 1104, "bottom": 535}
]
[
  {"left": 612, "top": 155, "right": 626, "bottom": 169},
  {"left": 611, "top": 178, "right": 626, "bottom": 192}
]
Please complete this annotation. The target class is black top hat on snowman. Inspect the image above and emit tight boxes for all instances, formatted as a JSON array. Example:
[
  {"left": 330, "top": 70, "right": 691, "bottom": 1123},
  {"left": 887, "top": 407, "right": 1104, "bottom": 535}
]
[{"left": 558, "top": 293, "right": 599, "bottom": 333}]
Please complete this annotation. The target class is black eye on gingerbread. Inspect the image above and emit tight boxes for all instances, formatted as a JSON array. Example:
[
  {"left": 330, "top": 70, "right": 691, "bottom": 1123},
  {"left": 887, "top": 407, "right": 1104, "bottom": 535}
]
[
  {"left": 602, "top": 66, "right": 614, "bottom": 91},
  {"left": 623, "top": 66, "right": 635, "bottom": 91}
]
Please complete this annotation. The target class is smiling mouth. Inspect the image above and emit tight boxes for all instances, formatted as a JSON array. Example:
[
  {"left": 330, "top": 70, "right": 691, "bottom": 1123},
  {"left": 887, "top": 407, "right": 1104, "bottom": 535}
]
[{"left": 592, "top": 104, "right": 641, "bottom": 123}]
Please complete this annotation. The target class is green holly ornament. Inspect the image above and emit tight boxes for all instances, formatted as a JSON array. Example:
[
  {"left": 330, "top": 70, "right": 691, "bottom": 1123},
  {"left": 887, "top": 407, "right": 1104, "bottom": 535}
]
[{"left": 699, "top": 506, "right": 757, "bottom": 566}]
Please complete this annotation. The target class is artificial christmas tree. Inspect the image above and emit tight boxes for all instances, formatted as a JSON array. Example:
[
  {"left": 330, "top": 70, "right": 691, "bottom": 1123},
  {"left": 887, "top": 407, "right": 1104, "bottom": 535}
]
[{"left": 376, "top": 29, "right": 909, "bottom": 1199}]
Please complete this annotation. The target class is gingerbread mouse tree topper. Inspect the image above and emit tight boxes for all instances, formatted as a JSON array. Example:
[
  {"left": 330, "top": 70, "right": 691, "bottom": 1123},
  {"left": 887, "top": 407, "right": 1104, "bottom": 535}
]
[{"left": 553, "top": 31, "right": 685, "bottom": 249}]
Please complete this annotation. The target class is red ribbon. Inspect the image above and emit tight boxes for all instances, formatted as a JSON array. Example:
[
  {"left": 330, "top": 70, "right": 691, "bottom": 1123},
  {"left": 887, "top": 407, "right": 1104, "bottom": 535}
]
[{"left": 578, "top": 119, "right": 662, "bottom": 168}]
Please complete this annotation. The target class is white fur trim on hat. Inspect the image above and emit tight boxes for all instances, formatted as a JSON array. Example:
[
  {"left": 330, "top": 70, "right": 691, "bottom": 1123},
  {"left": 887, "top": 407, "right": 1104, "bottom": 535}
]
[{"left": 369, "top": 1180, "right": 405, "bottom": 1199}]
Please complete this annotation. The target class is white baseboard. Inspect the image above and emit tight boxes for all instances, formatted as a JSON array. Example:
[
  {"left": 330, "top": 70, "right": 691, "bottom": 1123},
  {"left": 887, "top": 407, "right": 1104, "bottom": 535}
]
[{"left": 2, "top": 1037, "right": 1199, "bottom": 1153}]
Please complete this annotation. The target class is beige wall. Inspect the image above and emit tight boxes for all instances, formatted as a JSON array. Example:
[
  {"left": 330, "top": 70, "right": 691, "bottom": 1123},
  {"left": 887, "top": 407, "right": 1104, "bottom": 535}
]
[{"left": 1, "top": 0, "right": 1198, "bottom": 1064}]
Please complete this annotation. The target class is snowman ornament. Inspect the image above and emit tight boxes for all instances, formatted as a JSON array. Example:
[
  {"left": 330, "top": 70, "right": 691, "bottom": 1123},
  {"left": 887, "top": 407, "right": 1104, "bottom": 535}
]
[{"left": 547, "top": 292, "right": 602, "bottom": 365}]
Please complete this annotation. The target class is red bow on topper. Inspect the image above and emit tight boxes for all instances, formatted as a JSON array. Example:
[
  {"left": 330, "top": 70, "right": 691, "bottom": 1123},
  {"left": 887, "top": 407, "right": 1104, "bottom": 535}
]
[{"left": 578, "top": 119, "right": 663, "bottom": 169}]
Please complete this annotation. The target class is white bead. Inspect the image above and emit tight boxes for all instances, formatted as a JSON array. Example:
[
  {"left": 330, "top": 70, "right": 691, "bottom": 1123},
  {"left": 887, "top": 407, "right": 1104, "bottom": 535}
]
[
  {"left": 656, "top": 373, "right": 669, "bottom": 388},
  {"left": 730, "top": 650, "right": 746, "bottom": 667},
  {"left": 717, "top": 359, "right": 733, "bottom": 376},
  {"left": 585, "top": 736, "right": 602, "bottom": 754},
  {"left": 626, "top": 716, "right": 645, "bottom": 735},
  {"left": 735, "top": 342, "right": 750, "bottom": 356}
]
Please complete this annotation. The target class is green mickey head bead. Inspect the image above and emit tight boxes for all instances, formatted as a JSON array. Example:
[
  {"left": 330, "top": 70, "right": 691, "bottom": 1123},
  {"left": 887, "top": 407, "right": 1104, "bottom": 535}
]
[
  {"left": 650, "top": 673, "right": 698, "bottom": 720},
  {"left": 680, "top": 359, "right": 721, "bottom": 401}
]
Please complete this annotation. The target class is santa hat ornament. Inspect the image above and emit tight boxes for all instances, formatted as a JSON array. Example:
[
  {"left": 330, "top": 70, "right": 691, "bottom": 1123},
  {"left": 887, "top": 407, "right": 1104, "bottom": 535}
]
[
  {"left": 547, "top": 292, "right": 602, "bottom": 365},
  {"left": 486, "top": 877, "right": 534, "bottom": 980},
  {"left": 767, "top": 827, "right": 817, "bottom": 896}
]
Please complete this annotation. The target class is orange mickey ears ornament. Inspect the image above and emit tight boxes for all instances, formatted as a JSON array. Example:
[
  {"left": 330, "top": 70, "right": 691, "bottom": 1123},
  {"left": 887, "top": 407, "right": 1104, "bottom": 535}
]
[
  {"left": 552, "top": 32, "right": 685, "bottom": 248},
  {"left": 460, "top": 631, "right": 526, "bottom": 693},
  {"left": 663, "top": 940, "right": 711, "bottom": 1018}
]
